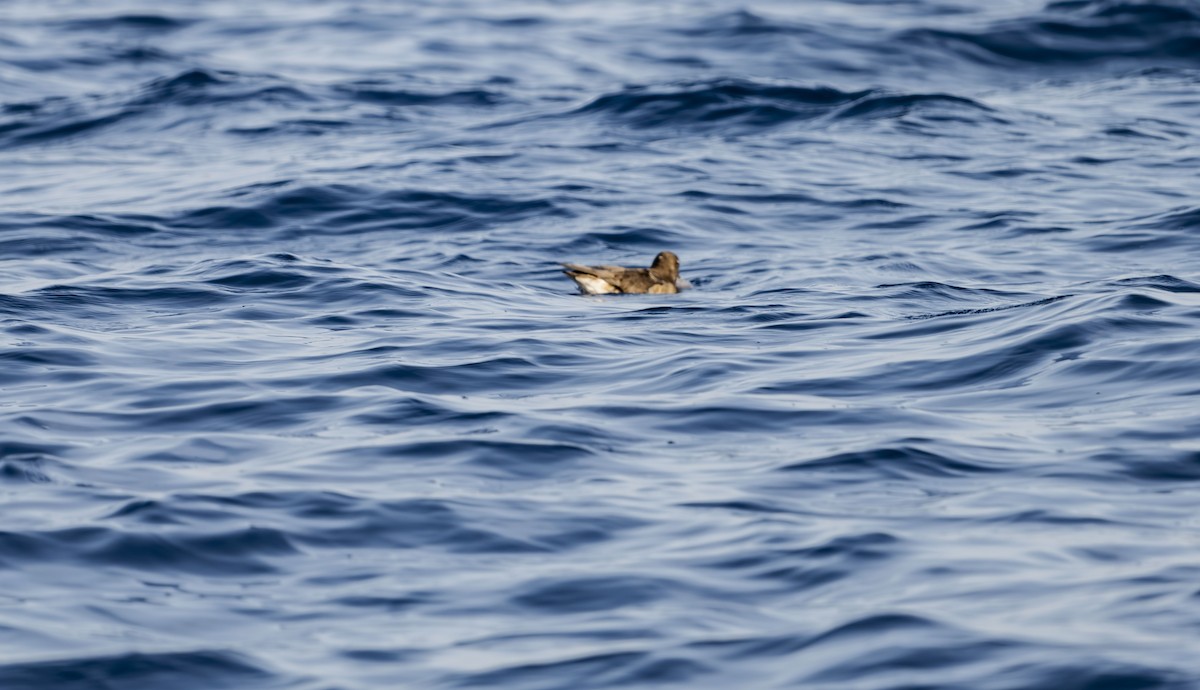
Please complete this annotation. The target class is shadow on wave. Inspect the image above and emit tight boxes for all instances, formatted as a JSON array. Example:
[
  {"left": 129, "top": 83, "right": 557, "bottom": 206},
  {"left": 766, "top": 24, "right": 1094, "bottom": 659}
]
[
  {"left": 453, "top": 610, "right": 1187, "bottom": 689},
  {"left": 765, "top": 283, "right": 1196, "bottom": 404},
  {"left": 345, "top": 438, "right": 595, "bottom": 480},
  {"left": 173, "top": 182, "right": 570, "bottom": 234},
  {"left": 904, "top": 0, "right": 1200, "bottom": 67},
  {"left": 0, "top": 253, "right": 433, "bottom": 328},
  {"left": 0, "top": 68, "right": 309, "bottom": 148},
  {"left": 682, "top": 530, "right": 900, "bottom": 595},
  {"left": 0, "top": 65, "right": 520, "bottom": 147},
  {"left": 56, "top": 13, "right": 196, "bottom": 33},
  {"left": 671, "top": 9, "right": 821, "bottom": 39},
  {"left": 0, "top": 212, "right": 163, "bottom": 257},
  {"left": 108, "top": 491, "right": 642, "bottom": 554},
  {"left": 0, "top": 183, "right": 569, "bottom": 250},
  {"left": 686, "top": 612, "right": 1187, "bottom": 689},
  {"left": 0, "top": 524, "right": 295, "bottom": 575},
  {"left": 776, "top": 443, "right": 1008, "bottom": 480},
  {"left": 0, "top": 650, "right": 292, "bottom": 690},
  {"left": 1084, "top": 207, "right": 1200, "bottom": 255},
  {"left": 546, "top": 79, "right": 997, "bottom": 133},
  {"left": 0, "top": 440, "right": 71, "bottom": 485},
  {"left": 334, "top": 79, "right": 508, "bottom": 107}
]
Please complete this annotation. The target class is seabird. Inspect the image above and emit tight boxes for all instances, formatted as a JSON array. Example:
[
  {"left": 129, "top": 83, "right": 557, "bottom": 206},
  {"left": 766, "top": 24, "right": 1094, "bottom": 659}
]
[{"left": 562, "top": 251, "right": 683, "bottom": 295}]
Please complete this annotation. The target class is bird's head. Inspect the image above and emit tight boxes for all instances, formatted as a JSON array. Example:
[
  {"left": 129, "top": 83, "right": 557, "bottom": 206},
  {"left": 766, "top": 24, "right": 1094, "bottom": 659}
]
[{"left": 650, "top": 251, "right": 679, "bottom": 281}]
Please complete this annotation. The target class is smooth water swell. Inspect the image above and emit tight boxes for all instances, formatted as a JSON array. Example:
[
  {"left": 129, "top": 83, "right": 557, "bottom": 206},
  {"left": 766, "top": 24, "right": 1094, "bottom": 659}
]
[{"left": 2, "top": 1, "right": 1200, "bottom": 689}]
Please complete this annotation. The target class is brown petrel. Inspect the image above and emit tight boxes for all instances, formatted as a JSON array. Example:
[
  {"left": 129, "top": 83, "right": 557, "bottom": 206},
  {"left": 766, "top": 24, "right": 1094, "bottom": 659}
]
[{"left": 562, "top": 251, "right": 683, "bottom": 295}]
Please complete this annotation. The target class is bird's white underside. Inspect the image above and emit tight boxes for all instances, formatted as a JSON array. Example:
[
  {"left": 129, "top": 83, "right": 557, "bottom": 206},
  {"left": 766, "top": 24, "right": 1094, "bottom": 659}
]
[{"left": 572, "top": 275, "right": 619, "bottom": 294}]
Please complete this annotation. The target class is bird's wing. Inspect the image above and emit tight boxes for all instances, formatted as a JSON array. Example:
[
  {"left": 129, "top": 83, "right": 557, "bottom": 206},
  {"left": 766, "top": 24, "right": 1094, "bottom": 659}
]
[{"left": 561, "top": 263, "right": 626, "bottom": 281}]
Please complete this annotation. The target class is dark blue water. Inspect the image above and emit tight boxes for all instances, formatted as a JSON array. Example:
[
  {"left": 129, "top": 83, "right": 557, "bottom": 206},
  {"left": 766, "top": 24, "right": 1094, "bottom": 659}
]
[{"left": 3, "top": 1, "right": 1200, "bottom": 688}]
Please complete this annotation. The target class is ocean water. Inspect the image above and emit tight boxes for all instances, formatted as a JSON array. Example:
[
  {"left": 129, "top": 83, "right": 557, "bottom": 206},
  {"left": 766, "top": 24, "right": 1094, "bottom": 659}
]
[{"left": 2, "top": 1, "right": 1200, "bottom": 688}]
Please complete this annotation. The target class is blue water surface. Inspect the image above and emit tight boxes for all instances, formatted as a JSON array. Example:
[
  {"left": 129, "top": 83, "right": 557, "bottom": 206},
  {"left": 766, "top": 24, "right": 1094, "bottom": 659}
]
[{"left": 2, "top": 1, "right": 1200, "bottom": 688}]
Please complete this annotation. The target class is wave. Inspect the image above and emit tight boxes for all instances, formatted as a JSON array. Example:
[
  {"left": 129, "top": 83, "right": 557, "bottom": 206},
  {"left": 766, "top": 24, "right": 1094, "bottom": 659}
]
[
  {"left": 1083, "top": 207, "right": 1200, "bottom": 254},
  {"left": 131, "top": 69, "right": 310, "bottom": 108},
  {"left": 173, "top": 183, "right": 570, "bottom": 233},
  {"left": 0, "top": 251, "right": 431, "bottom": 329},
  {"left": 756, "top": 281, "right": 1197, "bottom": 402},
  {"left": 456, "top": 649, "right": 709, "bottom": 689},
  {"left": 1108, "top": 274, "right": 1200, "bottom": 293},
  {"left": 682, "top": 612, "right": 1184, "bottom": 688},
  {"left": 560, "top": 79, "right": 996, "bottom": 132},
  {"left": 0, "top": 182, "right": 569, "bottom": 265},
  {"left": 777, "top": 444, "right": 1006, "bottom": 479},
  {"left": 0, "top": 68, "right": 310, "bottom": 147},
  {"left": 0, "top": 525, "right": 295, "bottom": 574},
  {"left": 0, "top": 68, "right": 512, "bottom": 149},
  {"left": 333, "top": 80, "right": 507, "bottom": 107},
  {"left": 452, "top": 610, "right": 1190, "bottom": 688},
  {"left": 672, "top": 9, "right": 818, "bottom": 38},
  {"left": 58, "top": 14, "right": 196, "bottom": 33},
  {"left": 0, "top": 212, "right": 161, "bottom": 258},
  {"left": 351, "top": 438, "right": 594, "bottom": 480},
  {"left": 0, "top": 651, "right": 285, "bottom": 690},
  {"left": 904, "top": 0, "right": 1200, "bottom": 67},
  {"left": 106, "top": 490, "right": 641, "bottom": 556},
  {"left": 0, "top": 440, "right": 70, "bottom": 485}
]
